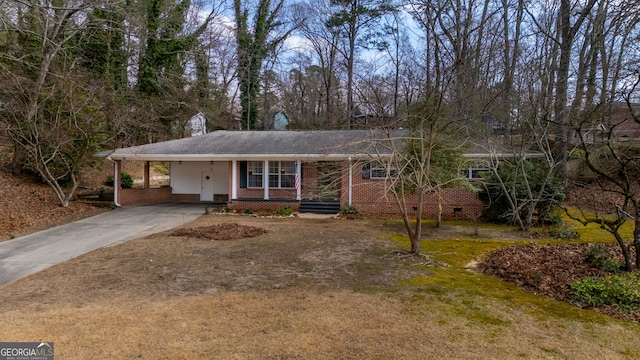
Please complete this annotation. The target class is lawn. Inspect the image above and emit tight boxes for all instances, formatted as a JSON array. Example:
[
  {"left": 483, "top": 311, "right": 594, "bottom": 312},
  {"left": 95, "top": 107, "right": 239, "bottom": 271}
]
[{"left": 0, "top": 214, "right": 638, "bottom": 359}]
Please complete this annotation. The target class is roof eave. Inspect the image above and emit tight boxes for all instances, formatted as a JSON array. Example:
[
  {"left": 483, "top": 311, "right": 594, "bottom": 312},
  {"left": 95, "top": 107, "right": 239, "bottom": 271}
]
[{"left": 106, "top": 153, "right": 385, "bottom": 162}]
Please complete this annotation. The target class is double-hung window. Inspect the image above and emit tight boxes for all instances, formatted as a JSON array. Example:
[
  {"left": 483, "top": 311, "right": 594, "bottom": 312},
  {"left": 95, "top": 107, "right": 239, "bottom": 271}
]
[
  {"left": 362, "top": 161, "right": 397, "bottom": 179},
  {"left": 269, "top": 161, "right": 295, "bottom": 188},
  {"left": 247, "top": 161, "right": 263, "bottom": 188},
  {"left": 463, "top": 166, "right": 489, "bottom": 180}
]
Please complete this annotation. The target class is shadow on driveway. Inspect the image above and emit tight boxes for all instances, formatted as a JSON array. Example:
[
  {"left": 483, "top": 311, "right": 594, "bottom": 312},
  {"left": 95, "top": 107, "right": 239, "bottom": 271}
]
[{"left": 0, "top": 203, "right": 206, "bottom": 286}]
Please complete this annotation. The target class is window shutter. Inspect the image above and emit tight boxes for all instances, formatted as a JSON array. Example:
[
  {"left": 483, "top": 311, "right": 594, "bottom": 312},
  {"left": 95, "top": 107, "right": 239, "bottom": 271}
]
[
  {"left": 240, "top": 161, "right": 247, "bottom": 188},
  {"left": 362, "top": 163, "right": 371, "bottom": 179}
]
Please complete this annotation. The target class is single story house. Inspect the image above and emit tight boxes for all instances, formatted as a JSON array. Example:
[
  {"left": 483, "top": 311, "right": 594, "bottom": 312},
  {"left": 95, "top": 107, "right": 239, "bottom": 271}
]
[{"left": 104, "top": 130, "right": 497, "bottom": 218}]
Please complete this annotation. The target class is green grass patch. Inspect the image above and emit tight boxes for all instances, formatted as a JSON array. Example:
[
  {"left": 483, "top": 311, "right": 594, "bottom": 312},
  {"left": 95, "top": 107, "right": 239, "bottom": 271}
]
[{"left": 391, "top": 229, "right": 623, "bottom": 327}]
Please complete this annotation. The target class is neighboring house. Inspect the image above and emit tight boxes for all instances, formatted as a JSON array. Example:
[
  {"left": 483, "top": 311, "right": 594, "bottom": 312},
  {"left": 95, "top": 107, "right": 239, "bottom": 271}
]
[
  {"left": 569, "top": 102, "right": 640, "bottom": 144},
  {"left": 186, "top": 112, "right": 208, "bottom": 136},
  {"left": 104, "top": 130, "right": 495, "bottom": 218},
  {"left": 271, "top": 110, "right": 289, "bottom": 130}
]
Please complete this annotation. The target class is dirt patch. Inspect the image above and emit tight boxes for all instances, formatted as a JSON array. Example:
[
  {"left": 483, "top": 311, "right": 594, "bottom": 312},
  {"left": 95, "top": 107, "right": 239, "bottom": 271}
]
[
  {"left": 170, "top": 223, "right": 266, "bottom": 240},
  {"left": 480, "top": 243, "right": 640, "bottom": 322}
]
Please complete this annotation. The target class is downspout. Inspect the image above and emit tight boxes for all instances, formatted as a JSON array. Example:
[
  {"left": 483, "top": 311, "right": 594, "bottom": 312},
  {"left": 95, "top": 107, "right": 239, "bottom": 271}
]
[
  {"left": 348, "top": 157, "right": 353, "bottom": 206},
  {"left": 112, "top": 159, "right": 121, "bottom": 207}
]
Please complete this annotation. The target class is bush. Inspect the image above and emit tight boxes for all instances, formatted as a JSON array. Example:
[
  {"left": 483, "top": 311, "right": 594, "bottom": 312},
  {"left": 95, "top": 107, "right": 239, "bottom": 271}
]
[
  {"left": 106, "top": 172, "right": 134, "bottom": 188},
  {"left": 570, "top": 273, "right": 640, "bottom": 311},
  {"left": 277, "top": 206, "right": 293, "bottom": 215},
  {"left": 341, "top": 205, "right": 359, "bottom": 215},
  {"left": 478, "top": 159, "right": 565, "bottom": 226},
  {"left": 549, "top": 227, "right": 580, "bottom": 240},
  {"left": 584, "top": 244, "right": 621, "bottom": 273}
]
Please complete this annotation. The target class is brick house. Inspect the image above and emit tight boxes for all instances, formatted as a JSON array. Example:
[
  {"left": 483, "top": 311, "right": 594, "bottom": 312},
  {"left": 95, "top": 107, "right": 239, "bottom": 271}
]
[{"left": 105, "top": 130, "right": 490, "bottom": 219}]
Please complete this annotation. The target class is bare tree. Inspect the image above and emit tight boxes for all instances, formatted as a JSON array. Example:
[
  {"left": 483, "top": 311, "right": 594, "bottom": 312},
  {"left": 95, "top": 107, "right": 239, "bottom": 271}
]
[{"left": 372, "top": 97, "right": 469, "bottom": 254}]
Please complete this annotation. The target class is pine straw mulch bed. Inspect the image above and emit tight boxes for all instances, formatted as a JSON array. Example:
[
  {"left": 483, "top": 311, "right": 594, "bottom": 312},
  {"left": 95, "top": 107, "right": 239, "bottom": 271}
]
[
  {"left": 479, "top": 243, "right": 640, "bottom": 323},
  {"left": 170, "top": 223, "right": 266, "bottom": 240}
]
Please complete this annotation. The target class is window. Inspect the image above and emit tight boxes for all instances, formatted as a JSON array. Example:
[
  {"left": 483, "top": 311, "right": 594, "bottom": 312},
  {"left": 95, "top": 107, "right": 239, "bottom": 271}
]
[
  {"left": 362, "top": 161, "right": 396, "bottom": 179},
  {"left": 269, "top": 161, "right": 295, "bottom": 188},
  {"left": 467, "top": 167, "right": 489, "bottom": 180},
  {"left": 247, "top": 161, "right": 263, "bottom": 188}
]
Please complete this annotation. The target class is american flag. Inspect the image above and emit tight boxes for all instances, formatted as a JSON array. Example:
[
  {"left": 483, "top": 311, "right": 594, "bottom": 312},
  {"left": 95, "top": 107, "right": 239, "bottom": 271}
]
[{"left": 294, "top": 163, "right": 300, "bottom": 190}]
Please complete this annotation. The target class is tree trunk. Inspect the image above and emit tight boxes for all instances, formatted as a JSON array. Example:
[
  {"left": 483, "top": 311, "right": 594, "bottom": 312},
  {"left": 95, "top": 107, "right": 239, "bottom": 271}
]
[
  {"left": 613, "top": 231, "right": 633, "bottom": 272},
  {"left": 411, "top": 191, "right": 424, "bottom": 254},
  {"left": 436, "top": 191, "right": 442, "bottom": 228},
  {"left": 11, "top": 142, "right": 27, "bottom": 175},
  {"left": 634, "top": 216, "right": 640, "bottom": 271}
]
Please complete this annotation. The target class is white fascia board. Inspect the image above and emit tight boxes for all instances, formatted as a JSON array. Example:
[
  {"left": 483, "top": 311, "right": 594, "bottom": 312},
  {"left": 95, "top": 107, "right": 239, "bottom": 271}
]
[
  {"left": 106, "top": 153, "right": 376, "bottom": 162},
  {"left": 463, "top": 152, "right": 545, "bottom": 159}
]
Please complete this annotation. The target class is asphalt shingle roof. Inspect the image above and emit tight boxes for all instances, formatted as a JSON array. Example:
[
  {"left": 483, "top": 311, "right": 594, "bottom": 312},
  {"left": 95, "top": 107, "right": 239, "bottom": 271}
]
[
  {"left": 103, "top": 129, "right": 531, "bottom": 162},
  {"left": 106, "top": 130, "right": 400, "bottom": 161}
]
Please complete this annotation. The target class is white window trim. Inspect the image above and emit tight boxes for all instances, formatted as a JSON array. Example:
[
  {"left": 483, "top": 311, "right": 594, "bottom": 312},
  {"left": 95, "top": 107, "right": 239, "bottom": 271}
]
[
  {"left": 247, "top": 161, "right": 263, "bottom": 188},
  {"left": 363, "top": 161, "right": 397, "bottom": 180},
  {"left": 467, "top": 166, "right": 489, "bottom": 180},
  {"left": 269, "top": 161, "right": 296, "bottom": 188}
]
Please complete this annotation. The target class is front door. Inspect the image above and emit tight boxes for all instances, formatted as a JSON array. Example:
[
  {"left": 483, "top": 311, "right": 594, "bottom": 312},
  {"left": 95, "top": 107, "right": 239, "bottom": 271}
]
[{"left": 200, "top": 171, "right": 214, "bottom": 201}]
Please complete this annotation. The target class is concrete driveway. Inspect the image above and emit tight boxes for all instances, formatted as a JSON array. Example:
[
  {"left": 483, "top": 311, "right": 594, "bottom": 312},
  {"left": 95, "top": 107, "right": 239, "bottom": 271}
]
[{"left": 0, "top": 203, "right": 206, "bottom": 286}]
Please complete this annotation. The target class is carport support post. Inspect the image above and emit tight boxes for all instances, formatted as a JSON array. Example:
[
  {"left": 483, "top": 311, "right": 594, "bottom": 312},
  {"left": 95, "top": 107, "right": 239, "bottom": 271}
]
[
  {"left": 114, "top": 160, "right": 122, "bottom": 206},
  {"left": 144, "top": 161, "right": 150, "bottom": 189}
]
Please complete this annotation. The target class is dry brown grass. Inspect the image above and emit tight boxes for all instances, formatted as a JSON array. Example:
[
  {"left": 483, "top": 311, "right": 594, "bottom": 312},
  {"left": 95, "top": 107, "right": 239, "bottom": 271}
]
[{"left": 0, "top": 215, "right": 639, "bottom": 359}]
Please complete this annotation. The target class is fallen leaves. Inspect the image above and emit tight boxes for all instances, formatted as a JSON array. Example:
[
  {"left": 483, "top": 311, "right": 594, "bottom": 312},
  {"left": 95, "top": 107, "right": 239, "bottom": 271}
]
[
  {"left": 480, "top": 243, "right": 640, "bottom": 322},
  {"left": 170, "top": 223, "right": 266, "bottom": 240}
]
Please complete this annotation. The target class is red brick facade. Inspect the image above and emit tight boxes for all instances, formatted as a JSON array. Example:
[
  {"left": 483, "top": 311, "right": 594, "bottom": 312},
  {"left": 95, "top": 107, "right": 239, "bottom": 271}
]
[
  {"left": 118, "top": 160, "right": 482, "bottom": 219},
  {"left": 119, "top": 187, "right": 173, "bottom": 206},
  {"left": 337, "top": 162, "right": 482, "bottom": 219}
]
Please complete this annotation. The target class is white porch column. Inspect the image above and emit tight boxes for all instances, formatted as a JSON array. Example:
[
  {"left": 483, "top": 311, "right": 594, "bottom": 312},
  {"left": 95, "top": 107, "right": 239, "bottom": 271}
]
[
  {"left": 296, "top": 160, "right": 301, "bottom": 200},
  {"left": 348, "top": 157, "right": 353, "bottom": 206},
  {"left": 231, "top": 160, "right": 238, "bottom": 200},
  {"left": 264, "top": 160, "right": 269, "bottom": 200}
]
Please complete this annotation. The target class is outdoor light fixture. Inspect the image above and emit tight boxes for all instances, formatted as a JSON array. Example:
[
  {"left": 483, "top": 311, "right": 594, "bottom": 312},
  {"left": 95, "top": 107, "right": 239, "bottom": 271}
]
[
  {"left": 247, "top": 169, "right": 253, "bottom": 174},
  {"left": 280, "top": 168, "right": 285, "bottom": 174}
]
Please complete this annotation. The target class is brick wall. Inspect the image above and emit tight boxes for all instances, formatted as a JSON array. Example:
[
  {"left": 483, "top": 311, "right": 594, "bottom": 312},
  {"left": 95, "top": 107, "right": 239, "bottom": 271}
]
[
  {"left": 120, "top": 187, "right": 173, "bottom": 206},
  {"left": 339, "top": 161, "right": 482, "bottom": 220},
  {"left": 228, "top": 199, "right": 300, "bottom": 213}
]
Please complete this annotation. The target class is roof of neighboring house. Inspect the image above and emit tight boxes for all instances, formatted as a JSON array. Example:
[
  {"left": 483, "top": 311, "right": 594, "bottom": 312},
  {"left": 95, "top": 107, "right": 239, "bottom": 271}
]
[{"left": 103, "top": 130, "right": 538, "bottom": 162}]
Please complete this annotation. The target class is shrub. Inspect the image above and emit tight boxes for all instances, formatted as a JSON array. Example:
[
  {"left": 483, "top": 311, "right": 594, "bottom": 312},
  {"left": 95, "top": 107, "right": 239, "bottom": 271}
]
[
  {"left": 277, "top": 206, "right": 293, "bottom": 215},
  {"left": 570, "top": 273, "right": 640, "bottom": 311},
  {"left": 106, "top": 172, "right": 134, "bottom": 188},
  {"left": 243, "top": 208, "right": 253, "bottom": 214},
  {"left": 341, "top": 205, "right": 359, "bottom": 215},
  {"left": 478, "top": 159, "right": 565, "bottom": 227},
  {"left": 549, "top": 227, "right": 580, "bottom": 240},
  {"left": 584, "top": 244, "right": 621, "bottom": 273}
]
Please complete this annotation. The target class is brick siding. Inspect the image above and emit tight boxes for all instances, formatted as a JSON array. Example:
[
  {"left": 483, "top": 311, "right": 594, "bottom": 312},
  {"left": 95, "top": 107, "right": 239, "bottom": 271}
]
[
  {"left": 338, "top": 161, "right": 482, "bottom": 220},
  {"left": 119, "top": 160, "right": 482, "bottom": 219}
]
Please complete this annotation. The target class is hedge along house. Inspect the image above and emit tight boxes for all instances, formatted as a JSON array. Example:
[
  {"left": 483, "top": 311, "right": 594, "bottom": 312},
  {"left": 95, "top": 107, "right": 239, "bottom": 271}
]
[{"left": 104, "top": 130, "right": 487, "bottom": 218}]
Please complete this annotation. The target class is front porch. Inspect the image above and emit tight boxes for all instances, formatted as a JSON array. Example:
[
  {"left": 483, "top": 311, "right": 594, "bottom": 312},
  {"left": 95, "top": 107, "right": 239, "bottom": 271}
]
[{"left": 112, "top": 159, "right": 348, "bottom": 213}]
